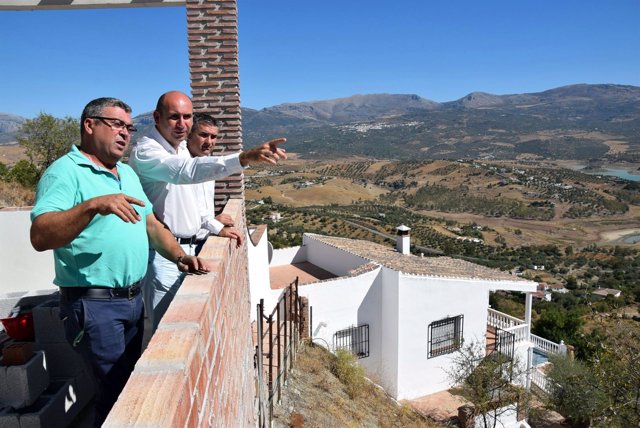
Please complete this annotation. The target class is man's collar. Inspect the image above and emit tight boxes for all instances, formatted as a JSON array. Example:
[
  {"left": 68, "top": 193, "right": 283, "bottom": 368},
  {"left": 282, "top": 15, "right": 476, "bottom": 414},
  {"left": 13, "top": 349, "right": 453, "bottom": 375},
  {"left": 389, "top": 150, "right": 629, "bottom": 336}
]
[
  {"left": 150, "top": 127, "right": 186, "bottom": 154},
  {"left": 71, "top": 144, "right": 122, "bottom": 171}
]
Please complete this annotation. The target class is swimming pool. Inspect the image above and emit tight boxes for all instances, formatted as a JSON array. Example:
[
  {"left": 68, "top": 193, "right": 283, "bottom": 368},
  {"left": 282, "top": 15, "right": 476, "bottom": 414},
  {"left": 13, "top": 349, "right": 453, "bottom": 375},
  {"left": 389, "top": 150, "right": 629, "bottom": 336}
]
[{"left": 532, "top": 349, "right": 549, "bottom": 366}]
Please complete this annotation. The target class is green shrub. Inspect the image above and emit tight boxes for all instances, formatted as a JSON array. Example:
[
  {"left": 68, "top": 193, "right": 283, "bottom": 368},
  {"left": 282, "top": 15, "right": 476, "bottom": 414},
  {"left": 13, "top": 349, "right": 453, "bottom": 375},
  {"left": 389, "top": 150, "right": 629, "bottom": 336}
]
[{"left": 331, "top": 349, "right": 366, "bottom": 399}]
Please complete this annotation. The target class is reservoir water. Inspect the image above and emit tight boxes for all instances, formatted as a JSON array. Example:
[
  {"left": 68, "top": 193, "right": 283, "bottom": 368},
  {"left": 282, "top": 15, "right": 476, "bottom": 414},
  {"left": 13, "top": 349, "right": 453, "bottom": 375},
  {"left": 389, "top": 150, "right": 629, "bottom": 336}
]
[
  {"left": 597, "top": 168, "right": 640, "bottom": 182},
  {"left": 569, "top": 165, "right": 640, "bottom": 182},
  {"left": 623, "top": 235, "right": 640, "bottom": 244}
]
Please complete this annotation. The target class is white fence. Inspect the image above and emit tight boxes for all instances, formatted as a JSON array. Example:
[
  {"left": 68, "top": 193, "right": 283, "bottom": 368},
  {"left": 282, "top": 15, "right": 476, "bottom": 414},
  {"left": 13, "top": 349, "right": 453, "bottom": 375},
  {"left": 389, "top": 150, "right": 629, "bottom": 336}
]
[
  {"left": 488, "top": 308, "right": 569, "bottom": 397},
  {"left": 503, "top": 323, "right": 529, "bottom": 344},
  {"left": 531, "top": 366, "right": 550, "bottom": 393},
  {"left": 488, "top": 309, "right": 529, "bottom": 344},
  {"left": 531, "top": 334, "right": 567, "bottom": 355},
  {"left": 488, "top": 308, "right": 525, "bottom": 330}
]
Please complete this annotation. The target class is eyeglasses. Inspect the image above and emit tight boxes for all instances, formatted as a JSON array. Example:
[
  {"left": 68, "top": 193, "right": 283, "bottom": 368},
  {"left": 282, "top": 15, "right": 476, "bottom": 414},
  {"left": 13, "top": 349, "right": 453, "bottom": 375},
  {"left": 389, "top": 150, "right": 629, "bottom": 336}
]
[{"left": 90, "top": 116, "right": 137, "bottom": 133}]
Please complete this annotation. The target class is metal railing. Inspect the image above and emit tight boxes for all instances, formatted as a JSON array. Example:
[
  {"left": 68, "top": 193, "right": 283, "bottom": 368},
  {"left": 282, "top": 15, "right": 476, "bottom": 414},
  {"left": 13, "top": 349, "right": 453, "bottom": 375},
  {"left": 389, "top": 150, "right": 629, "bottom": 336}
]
[
  {"left": 255, "top": 277, "right": 304, "bottom": 428},
  {"left": 494, "top": 327, "right": 516, "bottom": 360}
]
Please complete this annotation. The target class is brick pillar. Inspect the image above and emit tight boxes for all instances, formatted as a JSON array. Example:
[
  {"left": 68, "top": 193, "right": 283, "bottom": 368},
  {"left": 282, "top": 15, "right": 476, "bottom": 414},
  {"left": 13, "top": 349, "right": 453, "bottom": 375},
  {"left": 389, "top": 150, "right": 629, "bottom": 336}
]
[
  {"left": 187, "top": 0, "right": 243, "bottom": 213},
  {"left": 299, "top": 296, "right": 310, "bottom": 339}
]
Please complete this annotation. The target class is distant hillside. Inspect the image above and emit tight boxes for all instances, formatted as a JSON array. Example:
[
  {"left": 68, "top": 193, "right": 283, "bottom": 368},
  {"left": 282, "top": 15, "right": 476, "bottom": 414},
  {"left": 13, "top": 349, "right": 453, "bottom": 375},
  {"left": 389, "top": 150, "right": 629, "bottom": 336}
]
[
  {"left": 242, "top": 84, "right": 640, "bottom": 161},
  {"left": 3, "top": 84, "right": 640, "bottom": 161},
  {"left": 0, "top": 113, "right": 25, "bottom": 144},
  {"left": 262, "top": 93, "right": 440, "bottom": 122}
]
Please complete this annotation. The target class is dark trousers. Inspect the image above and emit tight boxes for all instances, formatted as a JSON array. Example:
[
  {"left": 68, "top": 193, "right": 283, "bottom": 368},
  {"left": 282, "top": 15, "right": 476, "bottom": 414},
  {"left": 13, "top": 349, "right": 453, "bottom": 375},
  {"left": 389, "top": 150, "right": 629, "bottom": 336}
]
[{"left": 59, "top": 291, "right": 144, "bottom": 427}]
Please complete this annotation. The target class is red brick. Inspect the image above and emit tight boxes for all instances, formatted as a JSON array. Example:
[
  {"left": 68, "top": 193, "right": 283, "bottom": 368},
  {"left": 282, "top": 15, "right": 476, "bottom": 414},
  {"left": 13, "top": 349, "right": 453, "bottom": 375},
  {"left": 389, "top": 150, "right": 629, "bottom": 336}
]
[
  {"left": 161, "top": 294, "right": 212, "bottom": 341},
  {"left": 138, "top": 326, "right": 201, "bottom": 371},
  {"left": 104, "top": 371, "right": 189, "bottom": 427}
]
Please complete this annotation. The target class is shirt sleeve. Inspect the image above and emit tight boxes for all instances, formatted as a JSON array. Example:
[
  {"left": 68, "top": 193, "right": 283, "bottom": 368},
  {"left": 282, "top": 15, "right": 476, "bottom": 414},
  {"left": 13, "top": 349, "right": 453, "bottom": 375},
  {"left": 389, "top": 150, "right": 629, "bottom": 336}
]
[
  {"left": 31, "top": 172, "right": 75, "bottom": 221},
  {"left": 202, "top": 215, "right": 225, "bottom": 235},
  {"left": 131, "top": 140, "right": 244, "bottom": 185}
]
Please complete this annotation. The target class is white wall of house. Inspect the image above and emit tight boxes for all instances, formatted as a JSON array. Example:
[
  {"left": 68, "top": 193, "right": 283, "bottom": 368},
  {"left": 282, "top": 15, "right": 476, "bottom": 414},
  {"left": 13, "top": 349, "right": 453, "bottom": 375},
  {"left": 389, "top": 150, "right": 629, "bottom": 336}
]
[
  {"left": 297, "top": 268, "right": 380, "bottom": 357},
  {"left": 474, "top": 404, "right": 521, "bottom": 428},
  {"left": 356, "top": 270, "right": 384, "bottom": 384},
  {"left": 304, "top": 236, "right": 369, "bottom": 276},
  {"left": 395, "top": 275, "right": 491, "bottom": 399},
  {"left": 513, "top": 343, "right": 534, "bottom": 388},
  {"left": 261, "top": 234, "right": 540, "bottom": 401},
  {"left": 270, "top": 245, "right": 306, "bottom": 266},
  {"left": 247, "top": 227, "right": 276, "bottom": 321},
  {"left": 378, "top": 267, "right": 401, "bottom": 397},
  {"left": 0, "top": 209, "right": 55, "bottom": 294}
]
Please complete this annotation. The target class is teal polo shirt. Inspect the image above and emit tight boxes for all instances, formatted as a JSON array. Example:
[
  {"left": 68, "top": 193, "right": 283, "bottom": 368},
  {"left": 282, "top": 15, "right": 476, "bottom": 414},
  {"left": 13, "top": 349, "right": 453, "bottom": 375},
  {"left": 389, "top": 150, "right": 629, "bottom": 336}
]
[{"left": 31, "top": 145, "right": 154, "bottom": 288}]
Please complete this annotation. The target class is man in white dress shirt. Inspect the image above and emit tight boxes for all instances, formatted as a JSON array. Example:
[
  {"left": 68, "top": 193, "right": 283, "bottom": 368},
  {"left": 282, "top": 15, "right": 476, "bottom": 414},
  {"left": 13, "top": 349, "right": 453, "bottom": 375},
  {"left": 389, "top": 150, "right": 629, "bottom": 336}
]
[
  {"left": 187, "top": 112, "right": 243, "bottom": 255},
  {"left": 129, "top": 91, "right": 286, "bottom": 330}
]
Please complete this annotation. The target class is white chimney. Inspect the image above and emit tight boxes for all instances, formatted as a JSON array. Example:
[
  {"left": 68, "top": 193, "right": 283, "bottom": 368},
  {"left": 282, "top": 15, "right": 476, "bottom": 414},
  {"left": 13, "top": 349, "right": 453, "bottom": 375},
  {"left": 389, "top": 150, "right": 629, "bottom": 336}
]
[{"left": 396, "top": 225, "right": 411, "bottom": 255}]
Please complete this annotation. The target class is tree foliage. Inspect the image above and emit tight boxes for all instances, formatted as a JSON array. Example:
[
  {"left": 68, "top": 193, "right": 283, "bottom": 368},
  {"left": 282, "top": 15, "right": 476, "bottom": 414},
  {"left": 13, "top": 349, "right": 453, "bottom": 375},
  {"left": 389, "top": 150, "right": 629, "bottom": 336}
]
[
  {"left": 546, "top": 355, "right": 608, "bottom": 427},
  {"left": 446, "top": 341, "right": 528, "bottom": 428},
  {"left": 18, "top": 113, "right": 79, "bottom": 179},
  {"left": 6, "top": 160, "right": 39, "bottom": 188},
  {"left": 546, "top": 320, "right": 640, "bottom": 427},
  {"left": 532, "top": 306, "right": 583, "bottom": 344},
  {"left": 0, "top": 162, "right": 8, "bottom": 180}
]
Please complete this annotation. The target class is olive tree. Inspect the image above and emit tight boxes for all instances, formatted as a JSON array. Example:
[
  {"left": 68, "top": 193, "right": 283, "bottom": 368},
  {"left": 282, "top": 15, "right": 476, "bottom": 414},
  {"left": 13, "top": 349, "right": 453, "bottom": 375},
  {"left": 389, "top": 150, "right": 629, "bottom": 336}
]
[
  {"left": 446, "top": 341, "right": 529, "bottom": 428},
  {"left": 546, "top": 320, "right": 640, "bottom": 427},
  {"left": 18, "top": 113, "right": 79, "bottom": 179}
]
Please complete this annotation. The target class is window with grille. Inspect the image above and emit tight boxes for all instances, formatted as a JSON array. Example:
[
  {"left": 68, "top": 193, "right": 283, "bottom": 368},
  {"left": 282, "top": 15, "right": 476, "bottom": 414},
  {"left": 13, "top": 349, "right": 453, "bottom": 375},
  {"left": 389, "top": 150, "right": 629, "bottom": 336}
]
[
  {"left": 428, "top": 315, "right": 463, "bottom": 358},
  {"left": 334, "top": 324, "right": 369, "bottom": 358}
]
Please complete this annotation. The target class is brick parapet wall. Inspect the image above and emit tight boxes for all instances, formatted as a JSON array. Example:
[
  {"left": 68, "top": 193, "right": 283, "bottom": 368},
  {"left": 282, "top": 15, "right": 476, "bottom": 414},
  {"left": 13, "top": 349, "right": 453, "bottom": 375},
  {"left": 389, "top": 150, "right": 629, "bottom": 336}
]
[
  {"left": 105, "top": 199, "right": 255, "bottom": 427},
  {"left": 187, "top": 0, "right": 244, "bottom": 213}
]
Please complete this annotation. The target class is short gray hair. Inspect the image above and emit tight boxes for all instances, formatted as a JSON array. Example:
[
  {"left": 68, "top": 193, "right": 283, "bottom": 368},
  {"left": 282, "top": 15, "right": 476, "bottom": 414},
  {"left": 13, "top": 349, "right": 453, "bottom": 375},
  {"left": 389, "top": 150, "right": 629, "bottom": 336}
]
[
  {"left": 191, "top": 112, "right": 218, "bottom": 135},
  {"left": 80, "top": 97, "right": 132, "bottom": 137}
]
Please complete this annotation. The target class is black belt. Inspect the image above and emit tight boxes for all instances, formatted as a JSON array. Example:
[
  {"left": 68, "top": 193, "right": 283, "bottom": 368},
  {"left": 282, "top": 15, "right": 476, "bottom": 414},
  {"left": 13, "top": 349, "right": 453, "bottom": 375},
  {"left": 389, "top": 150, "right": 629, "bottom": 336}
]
[
  {"left": 60, "top": 282, "right": 142, "bottom": 300},
  {"left": 176, "top": 235, "right": 197, "bottom": 245}
]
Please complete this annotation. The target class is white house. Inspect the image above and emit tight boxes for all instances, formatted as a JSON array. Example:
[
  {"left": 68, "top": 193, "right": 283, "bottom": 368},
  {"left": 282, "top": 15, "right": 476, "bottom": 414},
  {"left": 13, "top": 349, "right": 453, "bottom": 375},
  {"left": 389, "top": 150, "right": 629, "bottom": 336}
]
[
  {"left": 247, "top": 226, "right": 563, "bottom": 403},
  {"left": 592, "top": 288, "right": 622, "bottom": 299}
]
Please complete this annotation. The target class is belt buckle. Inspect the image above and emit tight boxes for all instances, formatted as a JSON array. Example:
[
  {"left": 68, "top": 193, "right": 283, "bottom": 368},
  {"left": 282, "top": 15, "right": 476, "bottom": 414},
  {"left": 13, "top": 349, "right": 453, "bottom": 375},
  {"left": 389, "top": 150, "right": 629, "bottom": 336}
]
[{"left": 127, "top": 282, "right": 140, "bottom": 299}]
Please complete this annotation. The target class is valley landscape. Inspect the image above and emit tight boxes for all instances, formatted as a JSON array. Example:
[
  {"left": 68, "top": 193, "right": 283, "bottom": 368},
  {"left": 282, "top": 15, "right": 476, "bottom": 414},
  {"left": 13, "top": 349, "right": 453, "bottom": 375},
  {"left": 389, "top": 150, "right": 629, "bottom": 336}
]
[
  {"left": 2, "top": 83, "right": 640, "bottom": 425},
  {"left": 2, "top": 83, "right": 640, "bottom": 254}
]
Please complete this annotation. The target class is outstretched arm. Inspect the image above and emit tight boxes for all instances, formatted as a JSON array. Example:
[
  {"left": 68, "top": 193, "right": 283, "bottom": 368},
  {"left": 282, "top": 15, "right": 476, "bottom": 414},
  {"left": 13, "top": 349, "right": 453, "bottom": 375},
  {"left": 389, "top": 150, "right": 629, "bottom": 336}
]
[
  {"left": 31, "top": 194, "right": 145, "bottom": 251},
  {"left": 239, "top": 138, "right": 287, "bottom": 167},
  {"left": 130, "top": 138, "right": 246, "bottom": 185}
]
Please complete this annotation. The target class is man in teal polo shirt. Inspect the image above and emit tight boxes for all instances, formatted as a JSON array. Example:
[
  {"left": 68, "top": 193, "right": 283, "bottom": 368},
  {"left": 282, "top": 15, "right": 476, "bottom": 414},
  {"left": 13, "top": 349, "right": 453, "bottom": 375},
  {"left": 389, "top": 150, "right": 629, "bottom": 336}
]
[{"left": 30, "top": 97, "right": 210, "bottom": 427}]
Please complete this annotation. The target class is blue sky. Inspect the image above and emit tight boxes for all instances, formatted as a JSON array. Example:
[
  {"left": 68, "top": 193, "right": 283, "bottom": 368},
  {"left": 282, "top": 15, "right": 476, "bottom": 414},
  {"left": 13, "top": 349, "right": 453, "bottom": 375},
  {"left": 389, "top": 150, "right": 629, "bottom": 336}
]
[{"left": 0, "top": 0, "right": 638, "bottom": 119}]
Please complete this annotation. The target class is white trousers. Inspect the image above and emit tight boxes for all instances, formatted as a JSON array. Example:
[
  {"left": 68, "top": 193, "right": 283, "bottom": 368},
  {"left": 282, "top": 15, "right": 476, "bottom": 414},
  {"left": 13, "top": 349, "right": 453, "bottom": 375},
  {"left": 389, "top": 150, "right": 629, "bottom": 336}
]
[{"left": 141, "top": 243, "right": 195, "bottom": 332}]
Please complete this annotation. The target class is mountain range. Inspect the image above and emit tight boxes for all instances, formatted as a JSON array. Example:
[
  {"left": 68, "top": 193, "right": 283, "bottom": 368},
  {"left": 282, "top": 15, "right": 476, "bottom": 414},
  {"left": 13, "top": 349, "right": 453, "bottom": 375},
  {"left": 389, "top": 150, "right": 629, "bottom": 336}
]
[
  {"left": 0, "top": 113, "right": 25, "bottom": 144},
  {"left": 2, "top": 84, "right": 639, "bottom": 161}
]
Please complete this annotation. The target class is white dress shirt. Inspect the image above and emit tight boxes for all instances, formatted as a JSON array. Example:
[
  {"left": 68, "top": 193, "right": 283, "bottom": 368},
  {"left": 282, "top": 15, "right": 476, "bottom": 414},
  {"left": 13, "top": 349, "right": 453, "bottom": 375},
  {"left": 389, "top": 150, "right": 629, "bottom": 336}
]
[
  {"left": 128, "top": 127, "right": 243, "bottom": 238},
  {"left": 195, "top": 180, "right": 224, "bottom": 241}
]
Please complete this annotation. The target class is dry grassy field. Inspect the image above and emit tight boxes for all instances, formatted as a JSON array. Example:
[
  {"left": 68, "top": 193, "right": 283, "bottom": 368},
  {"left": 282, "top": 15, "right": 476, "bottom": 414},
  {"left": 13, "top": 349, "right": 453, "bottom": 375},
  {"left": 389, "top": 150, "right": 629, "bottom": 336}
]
[
  {"left": 0, "top": 144, "right": 27, "bottom": 165},
  {"left": 246, "top": 157, "right": 640, "bottom": 249},
  {"left": 3, "top": 142, "right": 639, "bottom": 250}
]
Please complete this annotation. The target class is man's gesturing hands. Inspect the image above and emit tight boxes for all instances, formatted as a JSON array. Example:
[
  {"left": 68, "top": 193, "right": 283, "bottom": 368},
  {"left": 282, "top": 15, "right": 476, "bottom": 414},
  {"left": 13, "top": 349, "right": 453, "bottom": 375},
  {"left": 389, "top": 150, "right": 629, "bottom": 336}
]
[
  {"left": 91, "top": 194, "right": 145, "bottom": 223},
  {"left": 239, "top": 138, "right": 287, "bottom": 167}
]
